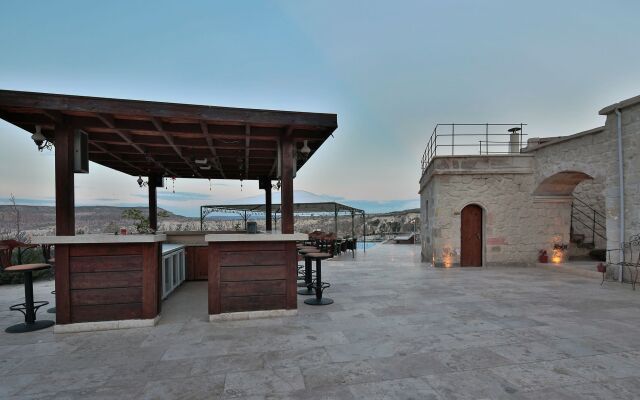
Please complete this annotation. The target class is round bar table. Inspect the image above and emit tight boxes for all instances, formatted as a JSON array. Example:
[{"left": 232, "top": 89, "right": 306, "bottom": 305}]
[
  {"left": 5, "top": 263, "right": 55, "bottom": 333},
  {"left": 304, "top": 252, "right": 333, "bottom": 306}
]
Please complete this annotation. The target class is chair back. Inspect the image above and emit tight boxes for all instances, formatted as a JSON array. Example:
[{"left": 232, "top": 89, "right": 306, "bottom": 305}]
[{"left": 0, "top": 245, "right": 11, "bottom": 269}]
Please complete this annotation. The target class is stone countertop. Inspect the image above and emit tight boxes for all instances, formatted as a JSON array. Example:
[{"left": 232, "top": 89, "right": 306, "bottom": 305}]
[
  {"left": 32, "top": 234, "right": 167, "bottom": 244},
  {"left": 205, "top": 232, "right": 308, "bottom": 242}
]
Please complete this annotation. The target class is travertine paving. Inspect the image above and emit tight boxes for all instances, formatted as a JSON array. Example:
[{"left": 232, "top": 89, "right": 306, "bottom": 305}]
[{"left": 1, "top": 244, "right": 640, "bottom": 399}]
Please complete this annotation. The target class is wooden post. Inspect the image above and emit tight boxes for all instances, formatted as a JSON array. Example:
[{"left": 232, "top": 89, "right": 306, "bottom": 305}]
[
  {"left": 55, "top": 121, "right": 75, "bottom": 235},
  {"left": 265, "top": 181, "right": 272, "bottom": 232},
  {"left": 280, "top": 138, "right": 294, "bottom": 234},
  {"left": 148, "top": 174, "right": 158, "bottom": 232}
]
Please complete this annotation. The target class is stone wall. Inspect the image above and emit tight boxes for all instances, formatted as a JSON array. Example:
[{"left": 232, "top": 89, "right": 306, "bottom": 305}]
[
  {"left": 419, "top": 155, "right": 572, "bottom": 266},
  {"left": 419, "top": 94, "right": 640, "bottom": 278}
]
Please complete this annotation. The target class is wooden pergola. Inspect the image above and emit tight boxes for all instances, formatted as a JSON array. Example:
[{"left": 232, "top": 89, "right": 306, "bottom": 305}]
[{"left": 0, "top": 90, "right": 338, "bottom": 235}]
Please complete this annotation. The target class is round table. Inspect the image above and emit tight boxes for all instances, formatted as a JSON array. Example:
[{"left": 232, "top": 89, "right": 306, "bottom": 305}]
[
  {"left": 5, "top": 263, "right": 55, "bottom": 333},
  {"left": 303, "top": 252, "right": 334, "bottom": 306}
]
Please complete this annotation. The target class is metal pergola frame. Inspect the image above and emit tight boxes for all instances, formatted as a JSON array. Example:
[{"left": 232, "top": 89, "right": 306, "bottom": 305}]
[{"left": 200, "top": 201, "right": 367, "bottom": 251}]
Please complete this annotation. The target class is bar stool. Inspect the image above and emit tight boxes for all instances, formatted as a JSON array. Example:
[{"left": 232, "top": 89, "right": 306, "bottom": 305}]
[
  {"left": 47, "top": 257, "right": 56, "bottom": 314},
  {"left": 304, "top": 252, "right": 333, "bottom": 306},
  {"left": 297, "top": 246, "right": 318, "bottom": 287},
  {"left": 5, "top": 263, "right": 55, "bottom": 333},
  {"left": 297, "top": 248, "right": 320, "bottom": 295}
]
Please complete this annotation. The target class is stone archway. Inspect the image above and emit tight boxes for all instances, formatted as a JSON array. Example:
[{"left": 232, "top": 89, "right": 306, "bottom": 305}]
[
  {"left": 533, "top": 171, "right": 594, "bottom": 196},
  {"left": 533, "top": 170, "right": 607, "bottom": 258}
]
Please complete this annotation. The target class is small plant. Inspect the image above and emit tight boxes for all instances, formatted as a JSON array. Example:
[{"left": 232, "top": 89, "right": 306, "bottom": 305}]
[
  {"left": 121, "top": 209, "right": 169, "bottom": 234},
  {"left": 538, "top": 249, "right": 548, "bottom": 263}
]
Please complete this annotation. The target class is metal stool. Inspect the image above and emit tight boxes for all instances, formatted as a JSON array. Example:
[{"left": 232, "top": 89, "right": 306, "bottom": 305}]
[
  {"left": 297, "top": 248, "right": 319, "bottom": 295},
  {"left": 304, "top": 253, "right": 333, "bottom": 305},
  {"left": 5, "top": 263, "right": 55, "bottom": 333},
  {"left": 47, "top": 257, "right": 56, "bottom": 314}
]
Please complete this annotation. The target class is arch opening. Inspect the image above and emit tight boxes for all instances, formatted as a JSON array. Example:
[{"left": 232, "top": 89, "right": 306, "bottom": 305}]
[{"left": 533, "top": 171, "right": 594, "bottom": 196}]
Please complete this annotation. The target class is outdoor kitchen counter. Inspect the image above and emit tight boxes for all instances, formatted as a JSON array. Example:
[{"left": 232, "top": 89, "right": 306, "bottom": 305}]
[
  {"left": 32, "top": 234, "right": 165, "bottom": 332},
  {"left": 205, "top": 232, "right": 307, "bottom": 320}
]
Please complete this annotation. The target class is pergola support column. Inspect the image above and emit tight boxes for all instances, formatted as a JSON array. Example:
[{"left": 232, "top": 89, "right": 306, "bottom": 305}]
[
  {"left": 55, "top": 121, "right": 75, "bottom": 235},
  {"left": 280, "top": 138, "right": 294, "bottom": 234},
  {"left": 148, "top": 174, "right": 158, "bottom": 231},
  {"left": 265, "top": 182, "right": 272, "bottom": 232}
]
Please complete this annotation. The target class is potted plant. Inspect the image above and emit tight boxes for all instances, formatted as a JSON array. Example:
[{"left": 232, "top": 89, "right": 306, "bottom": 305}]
[{"left": 538, "top": 249, "right": 548, "bottom": 263}]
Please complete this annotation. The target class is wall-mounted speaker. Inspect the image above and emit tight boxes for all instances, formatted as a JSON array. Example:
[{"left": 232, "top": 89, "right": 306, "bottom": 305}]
[{"left": 74, "top": 130, "right": 89, "bottom": 173}]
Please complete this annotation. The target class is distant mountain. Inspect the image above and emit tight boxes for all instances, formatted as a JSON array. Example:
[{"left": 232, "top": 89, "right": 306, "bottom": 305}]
[{"left": 229, "top": 190, "right": 419, "bottom": 214}]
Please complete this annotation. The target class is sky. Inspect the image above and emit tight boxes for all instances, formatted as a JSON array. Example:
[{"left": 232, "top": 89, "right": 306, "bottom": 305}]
[{"left": 1, "top": 0, "right": 640, "bottom": 216}]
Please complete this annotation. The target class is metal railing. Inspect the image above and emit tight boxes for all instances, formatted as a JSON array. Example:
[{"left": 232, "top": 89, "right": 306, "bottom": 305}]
[
  {"left": 570, "top": 196, "right": 606, "bottom": 246},
  {"left": 421, "top": 123, "right": 527, "bottom": 174}
]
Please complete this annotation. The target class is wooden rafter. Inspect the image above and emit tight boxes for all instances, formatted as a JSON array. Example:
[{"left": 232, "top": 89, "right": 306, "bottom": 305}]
[
  {"left": 90, "top": 142, "right": 145, "bottom": 175},
  {"left": 151, "top": 117, "right": 202, "bottom": 178},
  {"left": 200, "top": 122, "right": 226, "bottom": 179},
  {"left": 96, "top": 113, "right": 177, "bottom": 177}
]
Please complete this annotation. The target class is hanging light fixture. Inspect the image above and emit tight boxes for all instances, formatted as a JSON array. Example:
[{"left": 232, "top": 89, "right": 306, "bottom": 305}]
[
  {"left": 31, "top": 125, "right": 52, "bottom": 151},
  {"left": 137, "top": 176, "right": 148, "bottom": 188},
  {"left": 300, "top": 140, "right": 311, "bottom": 159}
]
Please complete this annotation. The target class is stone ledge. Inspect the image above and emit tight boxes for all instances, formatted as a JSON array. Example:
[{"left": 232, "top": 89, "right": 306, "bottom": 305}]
[
  {"left": 54, "top": 316, "right": 160, "bottom": 333},
  {"left": 533, "top": 262, "right": 601, "bottom": 280},
  {"left": 209, "top": 309, "right": 297, "bottom": 322}
]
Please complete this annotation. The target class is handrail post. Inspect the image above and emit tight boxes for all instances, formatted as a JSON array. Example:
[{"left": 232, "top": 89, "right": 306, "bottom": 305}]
[
  {"left": 593, "top": 209, "right": 596, "bottom": 244},
  {"left": 451, "top": 124, "right": 455, "bottom": 155},
  {"left": 485, "top": 123, "right": 489, "bottom": 154}
]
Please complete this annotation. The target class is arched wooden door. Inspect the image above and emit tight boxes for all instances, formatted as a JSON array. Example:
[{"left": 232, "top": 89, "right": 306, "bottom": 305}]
[{"left": 461, "top": 204, "right": 482, "bottom": 267}]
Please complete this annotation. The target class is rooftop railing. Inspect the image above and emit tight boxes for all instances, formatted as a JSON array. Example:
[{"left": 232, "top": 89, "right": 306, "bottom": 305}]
[{"left": 420, "top": 123, "right": 527, "bottom": 174}]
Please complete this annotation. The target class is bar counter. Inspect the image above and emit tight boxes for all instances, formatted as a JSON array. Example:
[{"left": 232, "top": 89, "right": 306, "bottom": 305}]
[
  {"left": 206, "top": 232, "right": 307, "bottom": 320},
  {"left": 33, "top": 234, "right": 165, "bottom": 332}
]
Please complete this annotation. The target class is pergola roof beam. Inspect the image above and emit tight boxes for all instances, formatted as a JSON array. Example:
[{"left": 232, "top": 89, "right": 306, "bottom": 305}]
[{"left": 200, "top": 121, "right": 226, "bottom": 179}]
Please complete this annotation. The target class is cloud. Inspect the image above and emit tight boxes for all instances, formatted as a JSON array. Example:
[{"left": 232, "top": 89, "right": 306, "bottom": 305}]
[{"left": 134, "top": 191, "right": 214, "bottom": 201}]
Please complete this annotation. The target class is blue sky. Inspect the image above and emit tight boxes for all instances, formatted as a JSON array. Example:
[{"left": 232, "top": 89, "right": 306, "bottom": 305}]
[{"left": 1, "top": 1, "right": 639, "bottom": 216}]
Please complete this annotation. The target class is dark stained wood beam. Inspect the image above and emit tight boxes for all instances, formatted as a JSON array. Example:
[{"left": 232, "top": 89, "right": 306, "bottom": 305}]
[
  {"left": 151, "top": 117, "right": 202, "bottom": 178},
  {"left": 200, "top": 121, "right": 226, "bottom": 179},
  {"left": 0, "top": 89, "right": 338, "bottom": 129},
  {"left": 96, "top": 113, "right": 177, "bottom": 176},
  {"left": 245, "top": 125, "right": 250, "bottom": 179},
  {"left": 148, "top": 173, "right": 158, "bottom": 231},
  {"left": 55, "top": 121, "right": 75, "bottom": 235},
  {"left": 90, "top": 142, "right": 145, "bottom": 175},
  {"left": 280, "top": 137, "right": 294, "bottom": 234},
  {"left": 43, "top": 110, "right": 63, "bottom": 124}
]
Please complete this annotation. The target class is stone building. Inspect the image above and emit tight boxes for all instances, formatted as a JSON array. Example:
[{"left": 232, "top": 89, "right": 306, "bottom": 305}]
[{"left": 419, "top": 94, "right": 640, "bottom": 279}]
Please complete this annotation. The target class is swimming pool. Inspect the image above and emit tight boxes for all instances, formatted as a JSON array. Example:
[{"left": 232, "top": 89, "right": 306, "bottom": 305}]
[{"left": 357, "top": 242, "right": 378, "bottom": 250}]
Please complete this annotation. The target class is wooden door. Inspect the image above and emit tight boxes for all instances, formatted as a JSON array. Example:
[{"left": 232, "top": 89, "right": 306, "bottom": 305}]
[{"left": 461, "top": 204, "right": 482, "bottom": 267}]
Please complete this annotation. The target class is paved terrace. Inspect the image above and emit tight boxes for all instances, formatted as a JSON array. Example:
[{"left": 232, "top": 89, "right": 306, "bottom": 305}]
[{"left": 1, "top": 244, "right": 640, "bottom": 399}]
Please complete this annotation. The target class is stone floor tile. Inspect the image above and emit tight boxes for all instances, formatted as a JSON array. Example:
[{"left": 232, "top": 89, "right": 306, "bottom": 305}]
[
  {"left": 368, "top": 352, "right": 452, "bottom": 379},
  {"left": 140, "top": 374, "right": 225, "bottom": 400},
  {"left": 224, "top": 367, "right": 304, "bottom": 397},
  {"left": 348, "top": 377, "right": 443, "bottom": 399},
  {"left": 301, "top": 360, "right": 381, "bottom": 389},
  {"left": 489, "top": 361, "right": 588, "bottom": 392},
  {"left": 423, "top": 370, "right": 520, "bottom": 400},
  {"left": 432, "top": 346, "right": 512, "bottom": 371}
]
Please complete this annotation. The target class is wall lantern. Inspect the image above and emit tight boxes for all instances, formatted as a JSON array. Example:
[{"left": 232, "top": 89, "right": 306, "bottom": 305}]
[
  {"left": 300, "top": 140, "right": 311, "bottom": 158},
  {"left": 32, "top": 125, "right": 53, "bottom": 151}
]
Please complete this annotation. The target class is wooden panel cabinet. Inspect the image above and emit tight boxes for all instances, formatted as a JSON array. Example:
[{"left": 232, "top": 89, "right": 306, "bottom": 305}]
[{"left": 185, "top": 246, "right": 208, "bottom": 281}]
